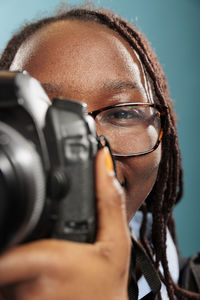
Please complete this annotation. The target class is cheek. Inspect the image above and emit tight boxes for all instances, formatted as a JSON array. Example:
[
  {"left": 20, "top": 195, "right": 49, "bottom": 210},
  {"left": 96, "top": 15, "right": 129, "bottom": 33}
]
[
  {"left": 136, "top": 147, "right": 161, "bottom": 182},
  {"left": 116, "top": 145, "right": 161, "bottom": 220}
]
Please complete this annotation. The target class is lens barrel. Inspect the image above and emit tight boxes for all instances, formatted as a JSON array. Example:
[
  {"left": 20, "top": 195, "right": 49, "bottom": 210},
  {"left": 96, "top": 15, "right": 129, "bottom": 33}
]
[{"left": 0, "top": 122, "right": 45, "bottom": 252}]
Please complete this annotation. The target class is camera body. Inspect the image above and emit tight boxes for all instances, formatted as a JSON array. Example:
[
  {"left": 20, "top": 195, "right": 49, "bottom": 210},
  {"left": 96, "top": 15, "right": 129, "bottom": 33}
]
[{"left": 0, "top": 71, "right": 98, "bottom": 252}]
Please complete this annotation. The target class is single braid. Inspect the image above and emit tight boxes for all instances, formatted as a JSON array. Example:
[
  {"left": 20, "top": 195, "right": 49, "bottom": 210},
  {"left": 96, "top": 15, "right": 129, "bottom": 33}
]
[
  {"left": 139, "top": 204, "right": 154, "bottom": 260},
  {"left": 161, "top": 221, "right": 176, "bottom": 299}
]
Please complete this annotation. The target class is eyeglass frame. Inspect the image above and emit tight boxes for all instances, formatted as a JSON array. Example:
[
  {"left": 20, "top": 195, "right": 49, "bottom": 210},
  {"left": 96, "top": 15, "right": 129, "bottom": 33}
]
[{"left": 88, "top": 102, "right": 169, "bottom": 158}]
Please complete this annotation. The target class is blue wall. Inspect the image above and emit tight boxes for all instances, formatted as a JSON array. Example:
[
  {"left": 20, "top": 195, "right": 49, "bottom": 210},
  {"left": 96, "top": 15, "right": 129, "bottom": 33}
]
[{"left": 0, "top": 0, "right": 199, "bottom": 256}]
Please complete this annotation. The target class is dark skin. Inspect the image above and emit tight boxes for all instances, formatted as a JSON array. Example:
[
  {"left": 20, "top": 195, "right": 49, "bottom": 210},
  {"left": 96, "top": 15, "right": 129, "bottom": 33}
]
[{"left": 0, "top": 20, "right": 161, "bottom": 299}]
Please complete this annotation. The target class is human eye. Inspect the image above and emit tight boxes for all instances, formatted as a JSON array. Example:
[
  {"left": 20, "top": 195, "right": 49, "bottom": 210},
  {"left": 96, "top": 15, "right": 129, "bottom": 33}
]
[{"left": 100, "top": 106, "right": 143, "bottom": 127}]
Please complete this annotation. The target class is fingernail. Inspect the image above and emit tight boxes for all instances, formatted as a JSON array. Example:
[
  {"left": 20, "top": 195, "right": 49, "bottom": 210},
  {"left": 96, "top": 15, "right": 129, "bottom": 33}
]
[{"left": 103, "top": 147, "right": 114, "bottom": 174}]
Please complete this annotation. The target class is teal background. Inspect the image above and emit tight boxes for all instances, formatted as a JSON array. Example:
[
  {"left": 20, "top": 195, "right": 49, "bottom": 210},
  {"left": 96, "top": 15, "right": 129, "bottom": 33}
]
[{"left": 0, "top": 0, "right": 199, "bottom": 256}]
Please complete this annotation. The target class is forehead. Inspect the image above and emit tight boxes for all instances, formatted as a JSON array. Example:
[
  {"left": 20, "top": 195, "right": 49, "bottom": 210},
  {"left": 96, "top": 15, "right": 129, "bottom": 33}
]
[{"left": 10, "top": 19, "right": 151, "bottom": 107}]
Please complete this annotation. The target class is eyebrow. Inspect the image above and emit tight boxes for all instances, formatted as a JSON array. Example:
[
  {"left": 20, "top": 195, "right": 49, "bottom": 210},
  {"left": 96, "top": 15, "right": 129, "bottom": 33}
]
[
  {"left": 41, "top": 80, "right": 138, "bottom": 94},
  {"left": 41, "top": 82, "right": 62, "bottom": 94},
  {"left": 101, "top": 80, "right": 138, "bottom": 93}
]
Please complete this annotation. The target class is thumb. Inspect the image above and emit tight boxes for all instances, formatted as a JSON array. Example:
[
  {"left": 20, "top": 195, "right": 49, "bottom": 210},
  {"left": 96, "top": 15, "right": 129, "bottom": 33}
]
[{"left": 95, "top": 147, "right": 130, "bottom": 249}]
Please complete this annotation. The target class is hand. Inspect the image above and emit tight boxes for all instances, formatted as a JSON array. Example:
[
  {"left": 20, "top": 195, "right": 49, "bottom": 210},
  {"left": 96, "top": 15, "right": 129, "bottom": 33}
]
[{"left": 0, "top": 147, "right": 131, "bottom": 300}]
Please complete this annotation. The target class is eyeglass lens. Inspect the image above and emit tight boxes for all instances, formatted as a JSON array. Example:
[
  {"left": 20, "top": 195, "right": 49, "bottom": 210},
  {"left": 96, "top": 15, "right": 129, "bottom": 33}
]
[{"left": 95, "top": 105, "right": 161, "bottom": 155}]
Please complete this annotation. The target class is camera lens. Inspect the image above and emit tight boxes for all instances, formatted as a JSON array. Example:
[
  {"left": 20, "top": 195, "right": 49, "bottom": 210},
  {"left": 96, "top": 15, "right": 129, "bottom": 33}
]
[{"left": 0, "top": 122, "right": 46, "bottom": 252}]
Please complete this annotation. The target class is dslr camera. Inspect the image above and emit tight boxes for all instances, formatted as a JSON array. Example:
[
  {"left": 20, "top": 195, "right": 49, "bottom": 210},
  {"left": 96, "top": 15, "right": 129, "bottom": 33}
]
[{"left": 0, "top": 71, "right": 99, "bottom": 252}]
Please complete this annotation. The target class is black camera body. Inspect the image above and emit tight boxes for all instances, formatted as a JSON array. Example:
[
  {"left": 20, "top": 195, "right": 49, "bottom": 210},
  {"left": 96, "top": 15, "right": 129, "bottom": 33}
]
[{"left": 0, "top": 71, "right": 98, "bottom": 252}]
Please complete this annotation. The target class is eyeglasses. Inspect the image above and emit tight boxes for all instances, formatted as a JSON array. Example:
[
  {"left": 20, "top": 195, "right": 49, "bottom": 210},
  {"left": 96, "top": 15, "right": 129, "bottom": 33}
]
[{"left": 89, "top": 102, "right": 168, "bottom": 157}]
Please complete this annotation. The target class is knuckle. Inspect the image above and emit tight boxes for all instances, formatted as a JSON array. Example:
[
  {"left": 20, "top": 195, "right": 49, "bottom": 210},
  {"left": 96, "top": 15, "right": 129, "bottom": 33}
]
[{"left": 96, "top": 242, "right": 114, "bottom": 261}]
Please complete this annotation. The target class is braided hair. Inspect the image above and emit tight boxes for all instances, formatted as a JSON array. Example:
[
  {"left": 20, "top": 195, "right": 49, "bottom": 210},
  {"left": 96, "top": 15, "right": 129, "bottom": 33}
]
[{"left": 0, "top": 6, "right": 198, "bottom": 300}]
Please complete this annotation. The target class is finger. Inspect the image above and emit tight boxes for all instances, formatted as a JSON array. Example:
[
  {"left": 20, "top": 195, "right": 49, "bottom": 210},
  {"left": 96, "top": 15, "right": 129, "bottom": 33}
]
[
  {"left": 0, "top": 241, "right": 47, "bottom": 285},
  {"left": 95, "top": 147, "right": 130, "bottom": 250},
  {"left": 0, "top": 239, "right": 69, "bottom": 286}
]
